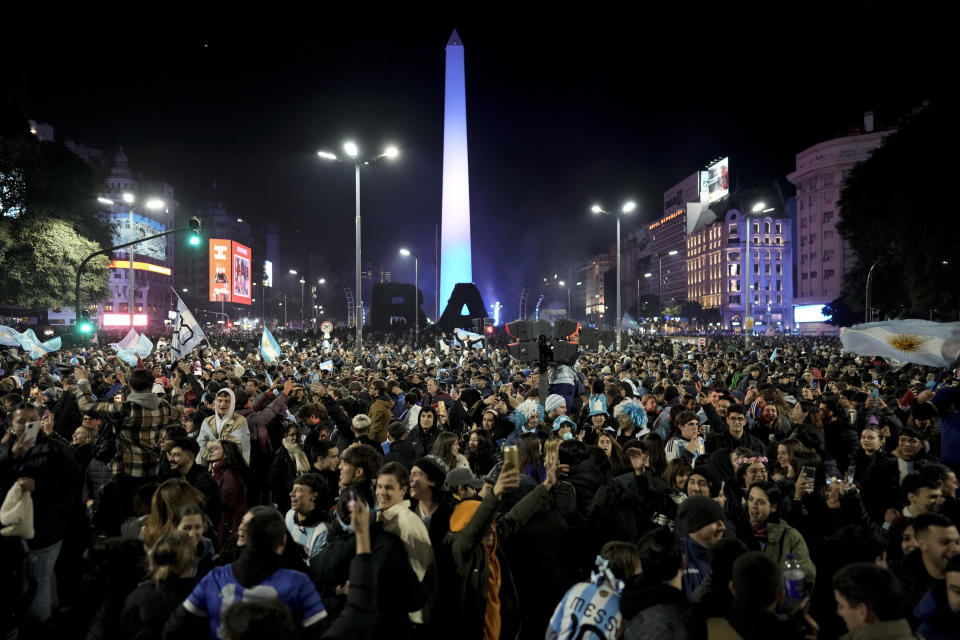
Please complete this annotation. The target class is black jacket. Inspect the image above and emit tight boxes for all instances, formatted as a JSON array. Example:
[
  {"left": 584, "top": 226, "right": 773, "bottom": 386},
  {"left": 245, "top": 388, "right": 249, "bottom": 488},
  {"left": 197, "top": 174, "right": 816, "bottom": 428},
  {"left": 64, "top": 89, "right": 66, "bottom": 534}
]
[
  {"left": 120, "top": 577, "right": 197, "bottom": 640},
  {"left": 407, "top": 423, "right": 443, "bottom": 457},
  {"left": 588, "top": 472, "right": 676, "bottom": 545},
  {"left": 182, "top": 463, "right": 221, "bottom": 528},
  {"left": 621, "top": 575, "right": 692, "bottom": 640},
  {"left": 268, "top": 446, "right": 297, "bottom": 512},
  {"left": 0, "top": 430, "right": 81, "bottom": 548},
  {"left": 310, "top": 520, "right": 424, "bottom": 638},
  {"left": 823, "top": 417, "right": 859, "bottom": 473},
  {"left": 382, "top": 440, "right": 419, "bottom": 470}
]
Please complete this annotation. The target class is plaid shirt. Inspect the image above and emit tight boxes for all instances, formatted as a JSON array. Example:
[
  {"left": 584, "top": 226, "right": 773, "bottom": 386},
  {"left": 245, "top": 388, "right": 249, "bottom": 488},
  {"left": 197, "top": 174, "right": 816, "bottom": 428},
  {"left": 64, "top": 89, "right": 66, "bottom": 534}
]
[{"left": 74, "top": 380, "right": 184, "bottom": 478}]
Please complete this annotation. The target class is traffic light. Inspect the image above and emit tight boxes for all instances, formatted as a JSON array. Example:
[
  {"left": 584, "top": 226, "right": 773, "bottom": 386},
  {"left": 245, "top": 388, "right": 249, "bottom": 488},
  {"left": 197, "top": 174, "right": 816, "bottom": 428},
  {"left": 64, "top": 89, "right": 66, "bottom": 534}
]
[
  {"left": 471, "top": 318, "right": 482, "bottom": 334},
  {"left": 188, "top": 216, "right": 202, "bottom": 246},
  {"left": 483, "top": 317, "right": 494, "bottom": 335},
  {"left": 76, "top": 310, "right": 95, "bottom": 335}
]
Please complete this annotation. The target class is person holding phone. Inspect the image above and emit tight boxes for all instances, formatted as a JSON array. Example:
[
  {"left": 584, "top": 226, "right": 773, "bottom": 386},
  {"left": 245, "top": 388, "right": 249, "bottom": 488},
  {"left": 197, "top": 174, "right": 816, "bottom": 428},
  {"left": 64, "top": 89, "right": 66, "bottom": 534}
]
[{"left": 0, "top": 404, "right": 81, "bottom": 624}]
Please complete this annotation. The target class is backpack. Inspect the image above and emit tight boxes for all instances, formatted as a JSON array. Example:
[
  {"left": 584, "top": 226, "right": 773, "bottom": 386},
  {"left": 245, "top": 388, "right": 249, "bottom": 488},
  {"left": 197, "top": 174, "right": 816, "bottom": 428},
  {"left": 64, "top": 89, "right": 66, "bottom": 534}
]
[{"left": 92, "top": 420, "right": 118, "bottom": 463}]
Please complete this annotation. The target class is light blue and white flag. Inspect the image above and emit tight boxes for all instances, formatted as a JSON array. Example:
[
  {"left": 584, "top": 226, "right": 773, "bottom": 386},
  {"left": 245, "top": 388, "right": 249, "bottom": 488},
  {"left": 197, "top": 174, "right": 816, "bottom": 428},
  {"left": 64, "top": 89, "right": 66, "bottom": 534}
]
[
  {"left": 841, "top": 320, "right": 960, "bottom": 367},
  {"left": 111, "top": 328, "right": 140, "bottom": 351},
  {"left": 319, "top": 360, "right": 334, "bottom": 372},
  {"left": 0, "top": 326, "right": 62, "bottom": 360},
  {"left": 260, "top": 328, "right": 282, "bottom": 364}
]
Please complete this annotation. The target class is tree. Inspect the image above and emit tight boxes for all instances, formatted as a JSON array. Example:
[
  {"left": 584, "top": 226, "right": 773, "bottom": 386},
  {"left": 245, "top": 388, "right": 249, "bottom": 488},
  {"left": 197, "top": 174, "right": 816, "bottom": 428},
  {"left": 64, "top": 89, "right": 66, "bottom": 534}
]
[
  {"left": 0, "top": 217, "right": 110, "bottom": 309},
  {"left": 836, "top": 103, "right": 957, "bottom": 320},
  {"left": 0, "top": 106, "right": 113, "bottom": 309}
]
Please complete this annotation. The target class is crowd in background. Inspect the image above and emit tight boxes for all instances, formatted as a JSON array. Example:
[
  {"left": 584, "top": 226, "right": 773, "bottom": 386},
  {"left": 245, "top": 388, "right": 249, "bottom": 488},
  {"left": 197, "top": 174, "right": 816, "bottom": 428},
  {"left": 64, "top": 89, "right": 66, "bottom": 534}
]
[{"left": 1, "top": 330, "right": 959, "bottom": 640}]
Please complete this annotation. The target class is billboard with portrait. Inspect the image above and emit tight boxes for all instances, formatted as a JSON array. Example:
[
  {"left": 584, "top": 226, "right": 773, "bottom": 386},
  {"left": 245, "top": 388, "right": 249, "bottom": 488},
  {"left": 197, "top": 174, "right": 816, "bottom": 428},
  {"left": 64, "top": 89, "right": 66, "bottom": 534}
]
[
  {"left": 232, "top": 242, "right": 252, "bottom": 305},
  {"left": 263, "top": 260, "right": 273, "bottom": 287},
  {"left": 701, "top": 157, "right": 730, "bottom": 203},
  {"left": 209, "top": 239, "right": 231, "bottom": 302}
]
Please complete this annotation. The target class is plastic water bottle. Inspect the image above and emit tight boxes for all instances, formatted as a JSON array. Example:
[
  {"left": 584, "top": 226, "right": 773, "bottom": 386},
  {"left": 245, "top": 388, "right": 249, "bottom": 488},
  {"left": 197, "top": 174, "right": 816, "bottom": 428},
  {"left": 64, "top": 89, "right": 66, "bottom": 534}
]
[{"left": 782, "top": 553, "right": 806, "bottom": 610}]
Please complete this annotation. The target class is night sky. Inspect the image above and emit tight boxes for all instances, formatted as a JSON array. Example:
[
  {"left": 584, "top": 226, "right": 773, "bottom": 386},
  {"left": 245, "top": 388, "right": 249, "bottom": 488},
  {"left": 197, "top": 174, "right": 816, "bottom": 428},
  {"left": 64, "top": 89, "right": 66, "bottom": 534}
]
[{"left": 6, "top": 11, "right": 940, "bottom": 318}]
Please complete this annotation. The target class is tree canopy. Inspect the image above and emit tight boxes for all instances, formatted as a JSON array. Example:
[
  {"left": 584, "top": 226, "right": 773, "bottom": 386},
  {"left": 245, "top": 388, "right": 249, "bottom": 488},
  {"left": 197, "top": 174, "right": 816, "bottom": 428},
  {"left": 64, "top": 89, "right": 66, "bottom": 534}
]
[
  {"left": 836, "top": 104, "right": 957, "bottom": 321},
  {"left": 0, "top": 106, "right": 113, "bottom": 309}
]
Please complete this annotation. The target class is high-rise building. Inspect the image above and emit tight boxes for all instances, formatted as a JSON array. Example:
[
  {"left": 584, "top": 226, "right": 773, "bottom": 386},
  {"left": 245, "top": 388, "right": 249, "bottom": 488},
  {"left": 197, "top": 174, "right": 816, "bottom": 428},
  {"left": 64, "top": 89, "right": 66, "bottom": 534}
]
[
  {"left": 96, "top": 149, "right": 179, "bottom": 329},
  {"left": 686, "top": 209, "right": 794, "bottom": 332},
  {"left": 174, "top": 197, "right": 253, "bottom": 324},
  {"left": 580, "top": 254, "right": 612, "bottom": 326},
  {"left": 787, "top": 115, "right": 890, "bottom": 334}
]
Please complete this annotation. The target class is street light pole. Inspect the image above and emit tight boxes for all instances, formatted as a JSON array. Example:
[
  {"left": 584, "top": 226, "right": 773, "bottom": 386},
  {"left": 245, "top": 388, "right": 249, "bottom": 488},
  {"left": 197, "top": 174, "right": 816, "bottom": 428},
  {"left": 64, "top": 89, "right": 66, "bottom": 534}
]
[
  {"left": 400, "top": 249, "right": 419, "bottom": 345},
  {"left": 591, "top": 201, "right": 635, "bottom": 352},
  {"left": 317, "top": 142, "right": 398, "bottom": 358},
  {"left": 865, "top": 257, "right": 885, "bottom": 324}
]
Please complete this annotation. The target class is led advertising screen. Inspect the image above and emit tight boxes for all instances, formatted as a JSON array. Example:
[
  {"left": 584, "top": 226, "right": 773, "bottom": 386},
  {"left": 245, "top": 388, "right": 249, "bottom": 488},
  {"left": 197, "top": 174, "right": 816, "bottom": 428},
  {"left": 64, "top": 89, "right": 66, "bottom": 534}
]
[
  {"left": 232, "top": 242, "right": 252, "bottom": 305},
  {"left": 112, "top": 213, "right": 167, "bottom": 261},
  {"left": 209, "top": 239, "right": 232, "bottom": 302},
  {"left": 701, "top": 157, "right": 730, "bottom": 204},
  {"left": 794, "top": 304, "right": 832, "bottom": 323},
  {"left": 263, "top": 260, "right": 273, "bottom": 287}
]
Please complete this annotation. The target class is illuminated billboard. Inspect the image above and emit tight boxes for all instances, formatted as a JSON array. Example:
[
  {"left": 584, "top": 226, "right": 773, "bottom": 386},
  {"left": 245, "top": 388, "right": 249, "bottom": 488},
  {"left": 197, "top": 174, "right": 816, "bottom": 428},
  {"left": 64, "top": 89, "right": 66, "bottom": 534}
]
[
  {"left": 209, "top": 239, "right": 231, "bottom": 302},
  {"left": 701, "top": 157, "right": 730, "bottom": 203},
  {"left": 794, "top": 304, "right": 832, "bottom": 323},
  {"left": 112, "top": 213, "right": 167, "bottom": 260},
  {"left": 232, "top": 242, "right": 252, "bottom": 305},
  {"left": 263, "top": 260, "right": 273, "bottom": 287}
]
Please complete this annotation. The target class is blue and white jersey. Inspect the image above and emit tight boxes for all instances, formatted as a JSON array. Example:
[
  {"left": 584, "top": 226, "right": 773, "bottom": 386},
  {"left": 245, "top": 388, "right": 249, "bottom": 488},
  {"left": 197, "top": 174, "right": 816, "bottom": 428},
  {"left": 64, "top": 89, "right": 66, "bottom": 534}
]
[
  {"left": 285, "top": 510, "right": 329, "bottom": 561},
  {"left": 183, "top": 565, "right": 326, "bottom": 638},
  {"left": 547, "top": 581, "right": 623, "bottom": 640}
]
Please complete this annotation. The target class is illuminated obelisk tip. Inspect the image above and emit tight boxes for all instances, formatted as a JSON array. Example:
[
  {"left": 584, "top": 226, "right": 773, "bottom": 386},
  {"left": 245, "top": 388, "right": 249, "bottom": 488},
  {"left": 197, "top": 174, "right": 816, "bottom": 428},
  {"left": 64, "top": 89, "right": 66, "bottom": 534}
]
[{"left": 439, "top": 28, "right": 472, "bottom": 310}]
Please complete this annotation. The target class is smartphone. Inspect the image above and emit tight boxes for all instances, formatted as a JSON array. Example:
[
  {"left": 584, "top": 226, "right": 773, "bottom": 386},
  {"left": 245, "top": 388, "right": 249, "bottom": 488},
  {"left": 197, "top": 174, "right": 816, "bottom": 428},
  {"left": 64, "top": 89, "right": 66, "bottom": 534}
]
[
  {"left": 22, "top": 420, "right": 41, "bottom": 443},
  {"left": 845, "top": 465, "right": 856, "bottom": 486},
  {"left": 749, "top": 380, "right": 757, "bottom": 388},
  {"left": 810, "top": 379, "right": 818, "bottom": 389},
  {"left": 869, "top": 387, "right": 879, "bottom": 401},
  {"left": 801, "top": 465, "right": 816, "bottom": 493},
  {"left": 503, "top": 445, "right": 519, "bottom": 470}
]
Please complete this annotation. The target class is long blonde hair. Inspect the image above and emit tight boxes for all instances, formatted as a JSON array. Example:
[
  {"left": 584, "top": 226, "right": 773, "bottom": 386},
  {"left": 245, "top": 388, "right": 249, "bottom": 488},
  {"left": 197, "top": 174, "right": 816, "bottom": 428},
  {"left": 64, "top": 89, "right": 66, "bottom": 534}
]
[
  {"left": 142, "top": 479, "right": 205, "bottom": 550},
  {"left": 150, "top": 530, "right": 196, "bottom": 582},
  {"left": 544, "top": 436, "right": 562, "bottom": 471}
]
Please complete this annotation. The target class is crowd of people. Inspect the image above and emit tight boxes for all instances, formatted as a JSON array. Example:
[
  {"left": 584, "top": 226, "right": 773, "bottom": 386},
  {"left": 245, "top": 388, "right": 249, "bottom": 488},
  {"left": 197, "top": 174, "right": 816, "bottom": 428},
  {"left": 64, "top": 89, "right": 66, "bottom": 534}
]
[{"left": 1, "top": 328, "right": 959, "bottom": 640}]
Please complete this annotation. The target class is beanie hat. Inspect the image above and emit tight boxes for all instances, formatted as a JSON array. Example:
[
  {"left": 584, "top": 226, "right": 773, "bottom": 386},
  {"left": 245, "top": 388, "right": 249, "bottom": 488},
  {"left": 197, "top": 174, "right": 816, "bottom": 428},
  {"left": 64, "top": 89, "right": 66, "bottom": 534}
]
[
  {"left": 689, "top": 465, "right": 722, "bottom": 497},
  {"left": 413, "top": 456, "right": 448, "bottom": 489},
  {"left": 544, "top": 394, "right": 566, "bottom": 414},
  {"left": 449, "top": 497, "right": 483, "bottom": 533},
  {"left": 676, "top": 495, "right": 725, "bottom": 536}
]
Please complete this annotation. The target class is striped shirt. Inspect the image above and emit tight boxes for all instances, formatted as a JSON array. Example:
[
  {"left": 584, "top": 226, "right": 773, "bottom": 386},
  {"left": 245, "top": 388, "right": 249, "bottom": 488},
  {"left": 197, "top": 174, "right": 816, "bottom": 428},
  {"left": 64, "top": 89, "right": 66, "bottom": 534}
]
[{"left": 547, "top": 581, "right": 623, "bottom": 640}]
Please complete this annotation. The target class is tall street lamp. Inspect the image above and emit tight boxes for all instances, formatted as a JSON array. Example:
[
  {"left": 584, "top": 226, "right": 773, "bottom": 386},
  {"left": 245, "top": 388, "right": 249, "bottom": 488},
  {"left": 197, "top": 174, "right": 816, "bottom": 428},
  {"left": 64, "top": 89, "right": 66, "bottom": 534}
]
[
  {"left": 745, "top": 202, "right": 775, "bottom": 342},
  {"left": 317, "top": 142, "right": 399, "bottom": 357},
  {"left": 399, "top": 248, "right": 419, "bottom": 344},
  {"left": 592, "top": 200, "right": 635, "bottom": 351}
]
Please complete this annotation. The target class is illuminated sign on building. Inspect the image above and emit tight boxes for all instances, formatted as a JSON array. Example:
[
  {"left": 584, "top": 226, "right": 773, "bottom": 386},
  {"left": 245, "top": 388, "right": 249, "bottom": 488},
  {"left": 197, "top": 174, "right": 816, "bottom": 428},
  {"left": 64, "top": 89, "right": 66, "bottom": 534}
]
[
  {"left": 263, "top": 260, "right": 273, "bottom": 287},
  {"left": 112, "top": 214, "right": 167, "bottom": 261},
  {"left": 108, "top": 260, "right": 172, "bottom": 276},
  {"left": 209, "top": 239, "right": 231, "bottom": 302},
  {"left": 102, "top": 313, "right": 148, "bottom": 327},
  {"left": 649, "top": 209, "right": 684, "bottom": 231},
  {"left": 701, "top": 157, "right": 730, "bottom": 203},
  {"left": 232, "top": 242, "right": 252, "bottom": 305},
  {"left": 794, "top": 304, "right": 831, "bottom": 323}
]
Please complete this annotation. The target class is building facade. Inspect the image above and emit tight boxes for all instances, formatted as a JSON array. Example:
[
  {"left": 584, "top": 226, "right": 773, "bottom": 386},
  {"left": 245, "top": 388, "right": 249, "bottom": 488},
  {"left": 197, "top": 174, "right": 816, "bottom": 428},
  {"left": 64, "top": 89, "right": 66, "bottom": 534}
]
[
  {"left": 685, "top": 208, "right": 794, "bottom": 332},
  {"left": 97, "top": 149, "right": 179, "bottom": 330},
  {"left": 786, "top": 121, "right": 889, "bottom": 334},
  {"left": 580, "top": 254, "right": 612, "bottom": 326}
]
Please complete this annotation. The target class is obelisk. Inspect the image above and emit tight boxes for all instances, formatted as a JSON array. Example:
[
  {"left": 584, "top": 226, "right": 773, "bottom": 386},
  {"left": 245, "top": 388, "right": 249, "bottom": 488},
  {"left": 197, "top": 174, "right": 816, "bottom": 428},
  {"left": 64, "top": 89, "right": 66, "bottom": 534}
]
[{"left": 439, "top": 28, "right": 472, "bottom": 311}]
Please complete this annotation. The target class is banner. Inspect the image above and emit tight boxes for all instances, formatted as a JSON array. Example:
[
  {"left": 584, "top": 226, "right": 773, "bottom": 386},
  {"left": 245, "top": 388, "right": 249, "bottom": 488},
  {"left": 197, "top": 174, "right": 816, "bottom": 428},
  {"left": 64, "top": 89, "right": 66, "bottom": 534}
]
[
  {"left": 0, "top": 326, "right": 61, "bottom": 360},
  {"left": 170, "top": 291, "right": 207, "bottom": 357},
  {"left": 231, "top": 242, "right": 252, "bottom": 305},
  {"left": 260, "top": 328, "right": 282, "bottom": 364},
  {"left": 319, "top": 360, "right": 334, "bottom": 372},
  {"left": 454, "top": 329, "right": 485, "bottom": 350},
  {"left": 841, "top": 320, "right": 960, "bottom": 367}
]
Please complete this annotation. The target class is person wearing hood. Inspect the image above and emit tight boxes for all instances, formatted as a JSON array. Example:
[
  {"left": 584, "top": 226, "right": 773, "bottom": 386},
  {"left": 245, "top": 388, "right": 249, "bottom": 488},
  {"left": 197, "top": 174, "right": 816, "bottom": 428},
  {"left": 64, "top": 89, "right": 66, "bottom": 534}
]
[
  {"left": 621, "top": 527, "right": 693, "bottom": 640},
  {"left": 196, "top": 387, "right": 251, "bottom": 467},
  {"left": 408, "top": 406, "right": 443, "bottom": 457},
  {"left": 163, "top": 508, "right": 328, "bottom": 639},
  {"left": 614, "top": 399, "right": 650, "bottom": 445}
]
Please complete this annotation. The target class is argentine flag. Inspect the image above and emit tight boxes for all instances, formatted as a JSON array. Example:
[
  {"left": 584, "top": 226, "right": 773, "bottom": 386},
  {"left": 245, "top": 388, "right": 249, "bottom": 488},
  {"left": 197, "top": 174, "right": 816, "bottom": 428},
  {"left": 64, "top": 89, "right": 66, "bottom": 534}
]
[
  {"left": 0, "top": 326, "right": 62, "bottom": 360},
  {"left": 260, "top": 328, "right": 282, "bottom": 364},
  {"left": 841, "top": 320, "right": 960, "bottom": 367}
]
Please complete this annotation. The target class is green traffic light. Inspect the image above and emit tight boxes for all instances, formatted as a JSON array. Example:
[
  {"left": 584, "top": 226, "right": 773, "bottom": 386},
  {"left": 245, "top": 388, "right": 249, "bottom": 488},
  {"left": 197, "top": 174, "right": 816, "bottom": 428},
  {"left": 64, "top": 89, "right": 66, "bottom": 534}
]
[
  {"left": 189, "top": 234, "right": 201, "bottom": 246},
  {"left": 78, "top": 322, "right": 93, "bottom": 334}
]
